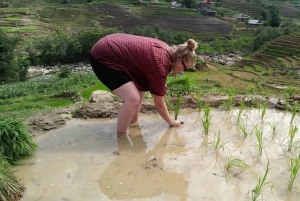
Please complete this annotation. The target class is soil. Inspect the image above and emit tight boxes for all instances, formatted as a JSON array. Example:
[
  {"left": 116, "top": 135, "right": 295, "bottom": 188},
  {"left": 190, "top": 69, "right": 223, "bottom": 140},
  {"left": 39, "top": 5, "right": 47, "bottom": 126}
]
[
  {"left": 24, "top": 94, "right": 300, "bottom": 136},
  {"left": 88, "top": 4, "right": 232, "bottom": 34}
]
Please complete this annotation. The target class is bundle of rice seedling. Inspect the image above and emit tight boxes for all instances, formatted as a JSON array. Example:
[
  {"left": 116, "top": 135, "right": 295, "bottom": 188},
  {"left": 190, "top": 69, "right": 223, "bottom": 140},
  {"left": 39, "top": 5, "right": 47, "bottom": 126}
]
[
  {"left": 0, "top": 118, "right": 37, "bottom": 164},
  {"left": 0, "top": 154, "right": 25, "bottom": 201}
]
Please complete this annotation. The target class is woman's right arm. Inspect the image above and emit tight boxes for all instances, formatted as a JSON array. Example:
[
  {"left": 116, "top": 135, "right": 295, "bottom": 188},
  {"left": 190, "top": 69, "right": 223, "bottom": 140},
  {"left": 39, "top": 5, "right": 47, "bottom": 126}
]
[{"left": 153, "top": 94, "right": 180, "bottom": 127}]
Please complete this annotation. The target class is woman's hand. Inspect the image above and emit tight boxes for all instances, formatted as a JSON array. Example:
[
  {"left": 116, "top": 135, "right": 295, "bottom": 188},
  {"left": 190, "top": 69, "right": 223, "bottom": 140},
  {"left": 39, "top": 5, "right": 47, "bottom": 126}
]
[{"left": 170, "top": 120, "right": 180, "bottom": 127}]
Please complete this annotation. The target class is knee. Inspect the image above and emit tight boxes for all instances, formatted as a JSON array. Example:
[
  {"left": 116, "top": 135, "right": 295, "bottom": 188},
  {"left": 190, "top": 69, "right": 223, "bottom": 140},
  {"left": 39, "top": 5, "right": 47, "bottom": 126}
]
[{"left": 126, "top": 96, "right": 141, "bottom": 107}]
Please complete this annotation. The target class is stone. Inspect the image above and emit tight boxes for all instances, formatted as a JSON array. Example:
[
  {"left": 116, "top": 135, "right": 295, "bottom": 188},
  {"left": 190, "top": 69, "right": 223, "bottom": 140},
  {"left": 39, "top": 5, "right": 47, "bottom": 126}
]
[{"left": 89, "top": 90, "right": 114, "bottom": 103}]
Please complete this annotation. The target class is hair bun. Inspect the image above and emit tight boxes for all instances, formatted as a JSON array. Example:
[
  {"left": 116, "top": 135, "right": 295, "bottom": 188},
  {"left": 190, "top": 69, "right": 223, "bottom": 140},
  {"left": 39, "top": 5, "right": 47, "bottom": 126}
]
[{"left": 186, "top": 39, "right": 198, "bottom": 51}]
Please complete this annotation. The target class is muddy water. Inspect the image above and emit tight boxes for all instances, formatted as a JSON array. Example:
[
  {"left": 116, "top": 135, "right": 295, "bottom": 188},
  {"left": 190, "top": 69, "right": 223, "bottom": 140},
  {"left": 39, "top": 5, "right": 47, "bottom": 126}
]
[{"left": 14, "top": 109, "right": 300, "bottom": 201}]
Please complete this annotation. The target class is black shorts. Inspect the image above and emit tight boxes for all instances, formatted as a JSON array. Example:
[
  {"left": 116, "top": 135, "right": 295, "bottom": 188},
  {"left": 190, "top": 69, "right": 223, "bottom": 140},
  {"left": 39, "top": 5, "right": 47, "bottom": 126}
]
[{"left": 90, "top": 56, "right": 132, "bottom": 91}]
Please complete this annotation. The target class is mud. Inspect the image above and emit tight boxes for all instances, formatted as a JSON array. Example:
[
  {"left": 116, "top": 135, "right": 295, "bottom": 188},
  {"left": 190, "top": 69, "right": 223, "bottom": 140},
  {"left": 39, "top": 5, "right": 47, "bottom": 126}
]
[
  {"left": 25, "top": 94, "right": 300, "bottom": 136},
  {"left": 14, "top": 109, "right": 300, "bottom": 201}
]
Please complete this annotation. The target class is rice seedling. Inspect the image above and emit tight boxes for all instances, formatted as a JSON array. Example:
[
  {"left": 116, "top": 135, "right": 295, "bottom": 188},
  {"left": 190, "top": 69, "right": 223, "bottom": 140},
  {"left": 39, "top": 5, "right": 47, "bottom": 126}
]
[
  {"left": 237, "top": 118, "right": 250, "bottom": 138},
  {"left": 288, "top": 153, "right": 300, "bottom": 190},
  {"left": 208, "top": 130, "right": 226, "bottom": 152},
  {"left": 287, "top": 126, "right": 298, "bottom": 152},
  {"left": 224, "top": 154, "right": 248, "bottom": 182},
  {"left": 290, "top": 101, "right": 299, "bottom": 124},
  {"left": 261, "top": 100, "right": 267, "bottom": 120},
  {"left": 201, "top": 103, "right": 212, "bottom": 135},
  {"left": 255, "top": 128, "right": 264, "bottom": 157},
  {"left": 0, "top": 154, "right": 25, "bottom": 201},
  {"left": 165, "top": 95, "right": 172, "bottom": 114},
  {"left": 237, "top": 100, "right": 245, "bottom": 124},
  {"left": 196, "top": 93, "right": 203, "bottom": 112},
  {"left": 223, "top": 90, "right": 235, "bottom": 111},
  {"left": 249, "top": 162, "right": 272, "bottom": 201},
  {"left": 173, "top": 95, "right": 183, "bottom": 120},
  {"left": 0, "top": 118, "right": 38, "bottom": 164},
  {"left": 269, "top": 120, "right": 279, "bottom": 139}
]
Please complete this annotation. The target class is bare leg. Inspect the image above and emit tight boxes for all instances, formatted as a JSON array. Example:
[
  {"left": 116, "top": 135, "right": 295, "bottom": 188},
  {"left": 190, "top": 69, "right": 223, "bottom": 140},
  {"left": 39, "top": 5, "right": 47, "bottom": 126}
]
[
  {"left": 113, "top": 82, "right": 141, "bottom": 136},
  {"left": 131, "top": 91, "right": 145, "bottom": 123}
]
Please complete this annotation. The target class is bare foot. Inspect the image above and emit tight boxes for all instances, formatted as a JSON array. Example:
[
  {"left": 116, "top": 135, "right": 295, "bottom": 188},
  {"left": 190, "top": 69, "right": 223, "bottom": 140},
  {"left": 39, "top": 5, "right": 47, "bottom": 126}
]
[{"left": 117, "top": 131, "right": 126, "bottom": 137}]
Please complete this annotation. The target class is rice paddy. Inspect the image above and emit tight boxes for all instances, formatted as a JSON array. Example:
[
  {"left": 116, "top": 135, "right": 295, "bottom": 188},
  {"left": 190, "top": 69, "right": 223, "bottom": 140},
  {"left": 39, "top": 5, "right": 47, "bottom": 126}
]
[{"left": 12, "top": 107, "right": 300, "bottom": 201}]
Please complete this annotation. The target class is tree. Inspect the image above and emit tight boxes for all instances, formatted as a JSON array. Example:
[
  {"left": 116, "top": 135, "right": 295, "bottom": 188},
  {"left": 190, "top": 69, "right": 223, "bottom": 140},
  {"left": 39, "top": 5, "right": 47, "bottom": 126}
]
[
  {"left": 268, "top": 5, "right": 281, "bottom": 27},
  {"left": 260, "top": 4, "right": 281, "bottom": 27},
  {"left": 0, "top": 29, "right": 19, "bottom": 83},
  {"left": 181, "top": 0, "right": 197, "bottom": 8},
  {"left": 215, "top": 0, "right": 222, "bottom": 7},
  {"left": 0, "top": 29, "right": 30, "bottom": 83}
]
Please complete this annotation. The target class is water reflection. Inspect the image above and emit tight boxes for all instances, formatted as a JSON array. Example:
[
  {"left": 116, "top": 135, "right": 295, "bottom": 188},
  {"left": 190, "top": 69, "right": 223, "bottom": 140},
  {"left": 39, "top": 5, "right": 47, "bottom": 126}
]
[{"left": 99, "top": 123, "right": 188, "bottom": 201}]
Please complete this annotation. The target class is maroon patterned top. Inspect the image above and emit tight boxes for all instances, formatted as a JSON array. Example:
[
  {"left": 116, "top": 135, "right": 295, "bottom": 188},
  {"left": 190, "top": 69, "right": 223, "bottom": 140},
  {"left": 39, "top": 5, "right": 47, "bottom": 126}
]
[{"left": 91, "top": 33, "right": 172, "bottom": 96}]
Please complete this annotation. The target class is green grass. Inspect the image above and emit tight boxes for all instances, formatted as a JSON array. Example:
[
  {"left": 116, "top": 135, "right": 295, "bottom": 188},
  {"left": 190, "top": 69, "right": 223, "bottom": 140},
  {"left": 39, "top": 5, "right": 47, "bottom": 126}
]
[
  {"left": 245, "top": 66, "right": 254, "bottom": 71},
  {"left": 254, "top": 65, "right": 263, "bottom": 72},
  {"left": 0, "top": 8, "right": 30, "bottom": 14},
  {"left": 42, "top": 99, "right": 74, "bottom": 107},
  {"left": 80, "top": 82, "right": 110, "bottom": 101}
]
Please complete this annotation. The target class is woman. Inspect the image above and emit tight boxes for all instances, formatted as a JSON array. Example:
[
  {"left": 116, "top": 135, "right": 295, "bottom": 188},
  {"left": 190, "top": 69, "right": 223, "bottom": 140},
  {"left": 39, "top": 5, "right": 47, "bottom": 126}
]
[{"left": 91, "top": 33, "right": 198, "bottom": 136}]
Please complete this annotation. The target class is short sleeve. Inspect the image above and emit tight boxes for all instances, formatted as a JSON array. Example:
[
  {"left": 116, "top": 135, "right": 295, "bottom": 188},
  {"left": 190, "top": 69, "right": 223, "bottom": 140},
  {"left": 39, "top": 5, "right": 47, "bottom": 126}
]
[{"left": 147, "top": 72, "right": 167, "bottom": 96}]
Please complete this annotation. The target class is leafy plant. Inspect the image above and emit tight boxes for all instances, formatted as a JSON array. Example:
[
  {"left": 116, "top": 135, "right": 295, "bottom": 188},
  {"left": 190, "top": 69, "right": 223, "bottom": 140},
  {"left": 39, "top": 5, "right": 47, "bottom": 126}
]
[
  {"left": 269, "top": 120, "right": 279, "bottom": 139},
  {"left": 224, "top": 155, "right": 248, "bottom": 182},
  {"left": 174, "top": 95, "right": 183, "bottom": 120},
  {"left": 223, "top": 89, "right": 235, "bottom": 110},
  {"left": 287, "top": 126, "right": 298, "bottom": 152},
  {"left": 255, "top": 128, "right": 264, "bottom": 157},
  {"left": 208, "top": 130, "right": 226, "bottom": 152},
  {"left": 237, "top": 118, "right": 250, "bottom": 138},
  {"left": 201, "top": 103, "right": 212, "bottom": 135},
  {"left": 0, "top": 154, "right": 25, "bottom": 201},
  {"left": 261, "top": 100, "right": 267, "bottom": 120},
  {"left": 237, "top": 99, "right": 245, "bottom": 123},
  {"left": 290, "top": 101, "right": 299, "bottom": 124},
  {"left": 288, "top": 153, "right": 300, "bottom": 190},
  {"left": 166, "top": 75, "right": 195, "bottom": 97},
  {"left": 249, "top": 162, "right": 272, "bottom": 201},
  {"left": 0, "top": 118, "right": 37, "bottom": 164},
  {"left": 196, "top": 92, "right": 203, "bottom": 112}
]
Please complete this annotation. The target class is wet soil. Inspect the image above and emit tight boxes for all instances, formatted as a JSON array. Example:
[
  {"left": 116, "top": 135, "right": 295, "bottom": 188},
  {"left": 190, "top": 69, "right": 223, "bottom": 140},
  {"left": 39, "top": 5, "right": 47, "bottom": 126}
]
[
  {"left": 25, "top": 94, "right": 300, "bottom": 136},
  {"left": 15, "top": 109, "right": 300, "bottom": 201}
]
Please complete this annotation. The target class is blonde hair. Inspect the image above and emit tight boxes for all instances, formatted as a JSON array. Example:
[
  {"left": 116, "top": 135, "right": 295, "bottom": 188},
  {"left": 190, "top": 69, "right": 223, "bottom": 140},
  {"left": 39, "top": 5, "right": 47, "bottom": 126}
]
[{"left": 170, "top": 39, "right": 198, "bottom": 77}]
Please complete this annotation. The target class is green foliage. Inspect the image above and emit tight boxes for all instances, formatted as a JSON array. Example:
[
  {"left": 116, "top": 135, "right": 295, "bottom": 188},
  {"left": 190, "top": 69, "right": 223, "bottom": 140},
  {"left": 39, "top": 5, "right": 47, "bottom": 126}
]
[
  {"left": 23, "top": 28, "right": 119, "bottom": 66},
  {"left": 252, "top": 27, "right": 282, "bottom": 51},
  {"left": 166, "top": 75, "right": 196, "bottom": 97},
  {"left": 0, "top": 118, "right": 37, "bottom": 164},
  {"left": 0, "top": 29, "right": 20, "bottom": 83},
  {"left": 173, "top": 95, "right": 183, "bottom": 120},
  {"left": 201, "top": 102, "right": 212, "bottom": 135},
  {"left": 288, "top": 153, "right": 300, "bottom": 190},
  {"left": 249, "top": 162, "right": 272, "bottom": 201},
  {"left": 58, "top": 65, "right": 71, "bottom": 78},
  {"left": 125, "top": 26, "right": 192, "bottom": 45},
  {"left": 0, "top": 154, "right": 25, "bottom": 201},
  {"left": 0, "top": 72, "right": 98, "bottom": 100},
  {"left": 224, "top": 155, "right": 248, "bottom": 182},
  {"left": 215, "top": 0, "right": 222, "bottom": 7},
  {"left": 0, "top": 0, "right": 9, "bottom": 7},
  {"left": 181, "top": 0, "right": 197, "bottom": 8}
]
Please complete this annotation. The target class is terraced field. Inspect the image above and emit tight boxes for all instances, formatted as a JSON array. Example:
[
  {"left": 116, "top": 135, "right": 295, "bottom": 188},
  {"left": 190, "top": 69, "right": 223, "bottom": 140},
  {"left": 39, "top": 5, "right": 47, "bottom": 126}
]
[
  {"left": 238, "top": 33, "right": 300, "bottom": 78},
  {"left": 222, "top": 0, "right": 261, "bottom": 18},
  {"left": 89, "top": 4, "right": 232, "bottom": 35}
]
